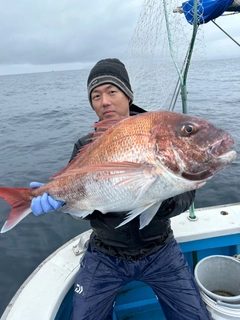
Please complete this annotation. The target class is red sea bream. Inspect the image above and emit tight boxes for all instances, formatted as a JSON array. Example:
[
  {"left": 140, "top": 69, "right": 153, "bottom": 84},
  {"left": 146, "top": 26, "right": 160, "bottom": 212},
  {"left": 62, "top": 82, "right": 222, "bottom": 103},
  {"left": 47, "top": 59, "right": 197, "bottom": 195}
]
[{"left": 0, "top": 111, "right": 237, "bottom": 233}]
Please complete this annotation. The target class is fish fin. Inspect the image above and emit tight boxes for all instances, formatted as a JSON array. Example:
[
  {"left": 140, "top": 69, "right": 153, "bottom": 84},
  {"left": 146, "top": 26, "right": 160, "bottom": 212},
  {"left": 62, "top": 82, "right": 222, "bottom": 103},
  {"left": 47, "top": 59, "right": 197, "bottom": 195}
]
[
  {"left": 59, "top": 205, "right": 92, "bottom": 218},
  {"left": 49, "top": 154, "right": 85, "bottom": 179},
  {"left": 0, "top": 187, "right": 32, "bottom": 233},
  {"left": 50, "top": 116, "right": 127, "bottom": 179},
  {"left": 91, "top": 116, "right": 126, "bottom": 141},
  {"left": 116, "top": 202, "right": 157, "bottom": 229},
  {"left": 139, "top": 201, "right": 162, "bottom": 229},
  {"left": 49, "top": 144, "right": 94, "bottom": 180},
  {"left": 57, "top": 162, "right": 157, "bottom": 204},
  {"left": 116, "top": 174, "right": 157, "bottom": 205},
  {"left": 55, "top": 161, "right": 157, "bottom": 180}
]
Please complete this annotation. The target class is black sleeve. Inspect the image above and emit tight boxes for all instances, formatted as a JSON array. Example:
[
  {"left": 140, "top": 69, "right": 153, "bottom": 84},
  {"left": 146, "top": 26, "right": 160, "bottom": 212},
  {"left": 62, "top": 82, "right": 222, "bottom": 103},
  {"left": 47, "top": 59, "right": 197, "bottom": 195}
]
[
  {"left": 156, "top": 190, "right": 196, "bottom": 219},
  {"left": 69, "top": 133, "right": 93, "bottom": 163},
  {"left": 69, "top": 140, "right": 82, "bottom": 163}
]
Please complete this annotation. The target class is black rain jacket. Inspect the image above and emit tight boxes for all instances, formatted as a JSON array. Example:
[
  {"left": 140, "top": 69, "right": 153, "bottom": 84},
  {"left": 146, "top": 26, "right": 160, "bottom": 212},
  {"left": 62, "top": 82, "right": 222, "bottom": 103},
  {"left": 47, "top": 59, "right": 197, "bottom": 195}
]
[{"left": 69, "top": 104, "right": 195, "bottom": 260}]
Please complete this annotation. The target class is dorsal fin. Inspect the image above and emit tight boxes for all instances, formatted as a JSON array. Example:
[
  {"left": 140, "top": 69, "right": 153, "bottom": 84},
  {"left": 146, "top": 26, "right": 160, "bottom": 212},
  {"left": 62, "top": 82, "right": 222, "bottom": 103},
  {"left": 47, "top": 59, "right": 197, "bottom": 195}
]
[
  {"left": 49, "top": 116, "right": 127, "bottom": 179},
  {"left": 89, "top": 116, "right": 126, "bottom": 142}
]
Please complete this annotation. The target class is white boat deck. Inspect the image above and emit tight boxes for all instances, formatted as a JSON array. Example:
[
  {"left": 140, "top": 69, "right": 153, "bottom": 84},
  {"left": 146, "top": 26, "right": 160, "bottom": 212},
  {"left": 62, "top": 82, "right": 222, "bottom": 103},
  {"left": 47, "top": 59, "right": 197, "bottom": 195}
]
[
  {"left": 173, "top": 202, "right": 240, "bottom": 243},
  {"left": 1, "top": 203, "right": 240, "bottom": 320}
]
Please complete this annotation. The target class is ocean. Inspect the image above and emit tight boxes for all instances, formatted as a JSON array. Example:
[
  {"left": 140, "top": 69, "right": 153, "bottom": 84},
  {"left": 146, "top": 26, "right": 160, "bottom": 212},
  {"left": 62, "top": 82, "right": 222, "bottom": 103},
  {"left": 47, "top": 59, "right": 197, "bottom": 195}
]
[{"left": 0, "top": 58, "right": 239, "bottom": 316}]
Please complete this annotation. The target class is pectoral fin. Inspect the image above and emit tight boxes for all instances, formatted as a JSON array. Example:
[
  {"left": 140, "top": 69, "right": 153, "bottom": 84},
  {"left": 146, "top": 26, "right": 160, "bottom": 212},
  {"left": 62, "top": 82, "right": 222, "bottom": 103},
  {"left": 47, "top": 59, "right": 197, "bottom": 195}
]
[
  {"left": 116, "top": 201, "right": 161, "bottom": 229},
  {"left": 55, "top": 161, "right": 157, "bottom": 178},
  {"left": 139, "top": 201, "right": 162, "bottom": 229},
  {"left": 56, "top": 162, "right": 158, "bottom": 202}
]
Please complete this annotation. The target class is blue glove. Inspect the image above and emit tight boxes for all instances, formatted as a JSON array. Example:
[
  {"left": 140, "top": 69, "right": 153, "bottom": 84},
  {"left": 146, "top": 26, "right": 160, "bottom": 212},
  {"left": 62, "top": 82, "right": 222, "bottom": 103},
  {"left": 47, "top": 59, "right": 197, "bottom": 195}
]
[{"left": 30, "top": 182, "right": 65, "bottom": 216}]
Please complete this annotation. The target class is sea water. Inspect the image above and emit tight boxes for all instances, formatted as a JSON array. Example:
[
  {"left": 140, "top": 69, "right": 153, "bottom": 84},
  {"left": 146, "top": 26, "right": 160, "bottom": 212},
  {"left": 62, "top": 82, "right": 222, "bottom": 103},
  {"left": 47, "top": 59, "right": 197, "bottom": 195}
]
[{"left": 0, "top": 58, "right": 239, "bottom": 315}]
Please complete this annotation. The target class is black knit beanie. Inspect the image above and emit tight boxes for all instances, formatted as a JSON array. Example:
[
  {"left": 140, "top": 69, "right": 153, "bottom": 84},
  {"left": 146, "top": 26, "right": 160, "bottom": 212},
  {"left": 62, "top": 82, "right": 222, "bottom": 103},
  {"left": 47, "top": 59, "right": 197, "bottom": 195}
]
[{"left": 87, "top": 58, "right": 134, "bottom": 105}]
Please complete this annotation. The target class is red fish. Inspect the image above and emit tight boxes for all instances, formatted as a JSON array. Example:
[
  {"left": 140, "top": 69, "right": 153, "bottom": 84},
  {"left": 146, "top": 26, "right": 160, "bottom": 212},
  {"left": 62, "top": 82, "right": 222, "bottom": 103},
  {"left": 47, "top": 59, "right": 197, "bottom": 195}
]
[{"left": 0, "top": 111, "right": 237, "bottom": 233}]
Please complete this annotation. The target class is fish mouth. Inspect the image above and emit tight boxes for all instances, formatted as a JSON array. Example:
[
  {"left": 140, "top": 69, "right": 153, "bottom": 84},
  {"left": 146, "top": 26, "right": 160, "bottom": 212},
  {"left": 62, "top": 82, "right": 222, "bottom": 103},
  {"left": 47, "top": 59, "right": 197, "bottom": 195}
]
[
  {"left": 208, "top": 138, "right": 234, "bottom": 158},
  {"left": 208, "top": 137, "right": 237, "bottom": 166},
  {"left": 182, "top": 139, "right": 237, "bottom": 181}
]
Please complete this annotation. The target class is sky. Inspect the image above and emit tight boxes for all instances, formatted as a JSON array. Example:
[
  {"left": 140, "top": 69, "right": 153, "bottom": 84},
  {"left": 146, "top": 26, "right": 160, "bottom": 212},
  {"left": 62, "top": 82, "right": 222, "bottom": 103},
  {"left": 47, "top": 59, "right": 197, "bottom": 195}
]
[{"left": 0, "top": 0, "right": 239, "bottom": 76}]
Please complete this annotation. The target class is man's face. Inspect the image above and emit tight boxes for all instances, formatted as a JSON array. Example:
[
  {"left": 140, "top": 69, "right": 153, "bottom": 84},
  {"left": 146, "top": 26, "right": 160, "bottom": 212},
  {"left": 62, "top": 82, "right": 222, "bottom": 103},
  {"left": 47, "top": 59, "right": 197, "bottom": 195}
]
[{"left": 91, "top": 84, "right": 130, "bottom": 120}]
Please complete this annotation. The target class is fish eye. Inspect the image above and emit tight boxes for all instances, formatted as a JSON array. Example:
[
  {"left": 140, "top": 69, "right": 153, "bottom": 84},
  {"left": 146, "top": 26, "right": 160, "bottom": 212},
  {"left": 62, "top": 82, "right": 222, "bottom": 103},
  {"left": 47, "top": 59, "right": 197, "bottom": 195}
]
[{"left": 181, "top": 124, "right": 196, "bottom": 135}]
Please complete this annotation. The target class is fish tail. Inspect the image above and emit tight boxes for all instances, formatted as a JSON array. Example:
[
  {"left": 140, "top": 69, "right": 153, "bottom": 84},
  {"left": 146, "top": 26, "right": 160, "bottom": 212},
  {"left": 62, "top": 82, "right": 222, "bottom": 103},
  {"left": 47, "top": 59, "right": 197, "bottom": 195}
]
[{"left": 0, "top": 187, "right": 32, "bottom": 233}]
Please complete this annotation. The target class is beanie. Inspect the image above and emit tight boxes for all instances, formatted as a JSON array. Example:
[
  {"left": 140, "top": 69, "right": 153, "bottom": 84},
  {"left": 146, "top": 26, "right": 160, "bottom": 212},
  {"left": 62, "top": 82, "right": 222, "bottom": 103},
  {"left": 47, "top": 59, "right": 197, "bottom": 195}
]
[{"left": 87, "top": 58, "right": 134, "bottom": 105}]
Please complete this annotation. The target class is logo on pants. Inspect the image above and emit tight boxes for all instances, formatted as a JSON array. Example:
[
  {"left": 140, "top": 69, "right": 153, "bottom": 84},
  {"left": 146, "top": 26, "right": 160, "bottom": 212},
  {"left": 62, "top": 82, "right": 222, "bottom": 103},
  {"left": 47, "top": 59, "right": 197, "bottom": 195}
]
[{"left": 75, "top": 284, "right": 83, "bottom": 294}]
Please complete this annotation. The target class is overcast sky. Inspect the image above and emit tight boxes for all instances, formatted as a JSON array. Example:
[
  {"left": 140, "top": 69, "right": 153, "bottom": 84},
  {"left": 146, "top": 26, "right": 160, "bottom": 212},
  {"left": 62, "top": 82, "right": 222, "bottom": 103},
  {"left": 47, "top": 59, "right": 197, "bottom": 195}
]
[{"left": 0, "top": 0, "right": 239, "bottom": 75}]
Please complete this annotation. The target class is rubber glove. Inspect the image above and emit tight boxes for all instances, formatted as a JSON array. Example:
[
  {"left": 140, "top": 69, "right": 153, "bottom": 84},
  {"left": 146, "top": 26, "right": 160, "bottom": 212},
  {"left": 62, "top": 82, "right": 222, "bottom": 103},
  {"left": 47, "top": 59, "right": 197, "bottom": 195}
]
[{"left": 30, "top": 182, "right": 65, "bottom": 216}]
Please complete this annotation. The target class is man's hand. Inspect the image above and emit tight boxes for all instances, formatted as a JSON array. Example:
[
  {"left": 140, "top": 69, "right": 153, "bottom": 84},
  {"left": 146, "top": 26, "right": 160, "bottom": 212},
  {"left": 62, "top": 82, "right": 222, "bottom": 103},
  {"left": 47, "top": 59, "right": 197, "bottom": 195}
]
[{"left": 30, "top": 182, "right": 65, "bottom": 216}]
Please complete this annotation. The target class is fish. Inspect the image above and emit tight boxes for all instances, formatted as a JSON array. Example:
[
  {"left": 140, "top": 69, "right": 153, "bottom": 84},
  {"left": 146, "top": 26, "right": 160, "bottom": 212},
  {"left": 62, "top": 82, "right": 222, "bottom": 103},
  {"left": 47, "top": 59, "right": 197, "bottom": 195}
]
[{"left": 0, "top": 111, "right": 237, "bottom": 233}]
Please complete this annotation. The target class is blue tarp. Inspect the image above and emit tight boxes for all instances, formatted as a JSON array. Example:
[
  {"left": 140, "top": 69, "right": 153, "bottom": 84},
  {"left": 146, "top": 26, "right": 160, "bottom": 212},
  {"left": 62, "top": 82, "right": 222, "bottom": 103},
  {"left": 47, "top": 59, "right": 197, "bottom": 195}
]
[{"left": 182, "top": 0, "right": 235, "bottom": 24}]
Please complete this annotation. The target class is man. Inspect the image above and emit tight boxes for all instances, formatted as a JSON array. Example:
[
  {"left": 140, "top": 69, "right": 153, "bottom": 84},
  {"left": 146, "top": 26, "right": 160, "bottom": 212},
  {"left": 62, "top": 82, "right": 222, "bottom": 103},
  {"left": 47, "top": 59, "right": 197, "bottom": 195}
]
[{"left": 31, "top": 58, "right": 210, "bottom": 319}]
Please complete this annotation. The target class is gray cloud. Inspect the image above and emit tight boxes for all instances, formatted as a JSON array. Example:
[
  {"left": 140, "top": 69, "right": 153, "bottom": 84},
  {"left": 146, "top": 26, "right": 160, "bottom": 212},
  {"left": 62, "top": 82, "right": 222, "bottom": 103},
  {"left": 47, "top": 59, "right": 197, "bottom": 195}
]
[
  {"left": 0, "top": 0, "right": 141, "bottom": 66},
  {"left": 0, "top": 0, "right": 239, "bottom": 75}
]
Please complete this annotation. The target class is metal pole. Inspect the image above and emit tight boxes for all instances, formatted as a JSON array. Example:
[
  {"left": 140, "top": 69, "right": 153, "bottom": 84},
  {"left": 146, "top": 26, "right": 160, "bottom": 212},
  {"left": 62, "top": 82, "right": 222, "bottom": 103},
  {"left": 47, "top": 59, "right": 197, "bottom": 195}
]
[{"left": 180, "top": 0, "right": 199, "bottom": 220}]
